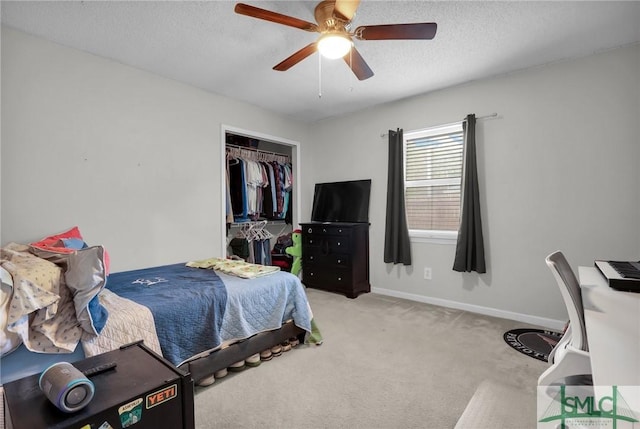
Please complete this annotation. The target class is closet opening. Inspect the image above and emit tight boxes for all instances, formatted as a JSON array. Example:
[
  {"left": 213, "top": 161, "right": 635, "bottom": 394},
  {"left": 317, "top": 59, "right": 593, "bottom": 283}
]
[{"left": 220, "top": 125, "right": 301, "bottom": 270}]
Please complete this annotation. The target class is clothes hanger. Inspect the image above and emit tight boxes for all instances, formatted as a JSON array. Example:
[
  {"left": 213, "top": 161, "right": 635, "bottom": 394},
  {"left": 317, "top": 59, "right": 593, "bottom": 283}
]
[{"left": 226, "top": 151, "right": 240, "bottom": 165}]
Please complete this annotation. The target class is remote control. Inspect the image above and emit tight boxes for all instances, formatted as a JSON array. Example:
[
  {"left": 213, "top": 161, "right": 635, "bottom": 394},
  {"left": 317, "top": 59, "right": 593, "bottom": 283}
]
[{"left": 83, "top": 362, "right": 117, "bottom": 377}]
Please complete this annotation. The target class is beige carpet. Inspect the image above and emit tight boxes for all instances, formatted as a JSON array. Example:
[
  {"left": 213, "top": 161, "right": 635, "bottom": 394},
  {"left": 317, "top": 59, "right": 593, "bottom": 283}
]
[
  {"left": 194, "top": 289, "right": 548, "bottom": 428},
  {"left": 454, "top": 379, "right": 535, "bottom": 428}
]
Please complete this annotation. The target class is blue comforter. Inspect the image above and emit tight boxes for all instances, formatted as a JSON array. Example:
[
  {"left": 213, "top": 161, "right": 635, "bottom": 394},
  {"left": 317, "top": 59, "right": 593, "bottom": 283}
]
[
  {"left": 106, "top": 263, "right": 227, "bottom": 366},
  {"left": 217, "top": 271, "right": 312, "bottom": 341}
]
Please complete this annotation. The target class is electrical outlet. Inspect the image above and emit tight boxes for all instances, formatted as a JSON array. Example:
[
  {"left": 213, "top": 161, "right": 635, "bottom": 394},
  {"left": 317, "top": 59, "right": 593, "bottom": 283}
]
[{"left": 424, "top": 267, "right": 432, "bottom": 280}]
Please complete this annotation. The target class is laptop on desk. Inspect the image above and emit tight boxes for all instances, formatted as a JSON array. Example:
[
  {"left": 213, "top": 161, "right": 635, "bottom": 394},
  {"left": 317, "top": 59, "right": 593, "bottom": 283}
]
[{"left": 594, "top": 260, "right": 640, "bottom": 292}]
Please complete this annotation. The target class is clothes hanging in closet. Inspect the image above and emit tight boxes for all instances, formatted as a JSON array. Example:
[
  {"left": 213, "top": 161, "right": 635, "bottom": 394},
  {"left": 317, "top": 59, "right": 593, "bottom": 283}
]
[
  {"left": 228, "top": 221, "right": 273, "bottom": 265},
  {"left": 226, "top": 152, "right": 292, "bottom": 223},
  {"left": 228, "top": 157, "right": 248, "bottom": 222}
]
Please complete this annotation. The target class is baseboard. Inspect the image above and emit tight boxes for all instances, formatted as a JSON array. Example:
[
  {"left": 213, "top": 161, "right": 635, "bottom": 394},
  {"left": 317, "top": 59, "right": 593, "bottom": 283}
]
[{"left": 371, "top": 287, "right": 566, "bottom": 331}]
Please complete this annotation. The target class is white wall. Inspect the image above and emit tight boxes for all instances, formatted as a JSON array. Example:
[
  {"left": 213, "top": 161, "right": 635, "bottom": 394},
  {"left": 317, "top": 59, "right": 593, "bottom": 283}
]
[
  {"left": 305, "top": 44, "right": 640, "bottom": 326},
  {"left": 1, "top": 27, "right": 308, "bottom": 271},
  {"left": 2, "top": 26, "right": 639, "bottom": 326}
]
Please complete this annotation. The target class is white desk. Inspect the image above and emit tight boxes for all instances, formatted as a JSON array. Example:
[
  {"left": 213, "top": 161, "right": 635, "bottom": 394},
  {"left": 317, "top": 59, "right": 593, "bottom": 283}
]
[{"left": 579, "top": 266, "right": 640, "bottom": 391}]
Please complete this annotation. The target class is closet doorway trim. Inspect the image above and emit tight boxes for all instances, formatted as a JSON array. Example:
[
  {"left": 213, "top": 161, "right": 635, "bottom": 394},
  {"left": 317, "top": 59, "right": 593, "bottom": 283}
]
[{"left": 220, "top": 124, "right": 301, "bottom": 257}]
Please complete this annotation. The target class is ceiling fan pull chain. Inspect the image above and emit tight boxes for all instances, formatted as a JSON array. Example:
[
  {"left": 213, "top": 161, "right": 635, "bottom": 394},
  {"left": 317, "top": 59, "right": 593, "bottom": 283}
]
[
  {"left": 318, "top": 54, "right": 322, "bottom": 98},
  {"left": 349, "top": 49, "right": 354, "bottom": 92}
]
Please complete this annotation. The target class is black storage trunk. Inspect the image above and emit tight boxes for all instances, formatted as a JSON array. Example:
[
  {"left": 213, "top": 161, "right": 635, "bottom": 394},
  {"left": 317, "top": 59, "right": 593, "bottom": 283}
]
[{"left": 3, "top": 342, "right": 195, "bottom": 429}]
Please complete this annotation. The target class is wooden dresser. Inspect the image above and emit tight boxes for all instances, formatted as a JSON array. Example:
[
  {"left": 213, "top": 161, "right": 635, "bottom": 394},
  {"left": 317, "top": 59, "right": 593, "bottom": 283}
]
[{"left": 300, "top": 222, "right": 370, "bottom": 298}]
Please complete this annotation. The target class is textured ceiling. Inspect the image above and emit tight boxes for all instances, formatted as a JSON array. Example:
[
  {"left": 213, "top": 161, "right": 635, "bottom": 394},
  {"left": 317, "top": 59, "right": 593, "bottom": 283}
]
[{"left": 2, "top": 1, "right": 640, "bottom": 123}]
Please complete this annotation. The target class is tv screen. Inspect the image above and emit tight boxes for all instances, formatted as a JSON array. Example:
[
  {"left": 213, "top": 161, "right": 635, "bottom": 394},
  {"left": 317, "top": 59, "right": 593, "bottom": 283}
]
[{"left": 311, "top": 179, "right": 371, "bottom": 223}]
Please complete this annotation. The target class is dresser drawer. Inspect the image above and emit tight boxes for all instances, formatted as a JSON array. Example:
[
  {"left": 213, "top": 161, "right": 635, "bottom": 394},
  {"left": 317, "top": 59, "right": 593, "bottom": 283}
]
[
  {"left": 304, "top": 225, "right": 351, "bottom": 236},
  {"left": 304, "top": 253, "right": 351, "bottom": 267},
  {"left": 303, "top": 264, "right": 352, "bottom": 288},
  {"left": 303, "top": 236, "right": 350, "bottom": 254}
]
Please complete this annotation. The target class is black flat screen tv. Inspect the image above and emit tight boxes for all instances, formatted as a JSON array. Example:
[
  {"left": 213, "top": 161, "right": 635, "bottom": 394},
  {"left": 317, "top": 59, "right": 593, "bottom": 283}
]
[{"left": 311, "top": 179, "right": 371, "bottom": 223}]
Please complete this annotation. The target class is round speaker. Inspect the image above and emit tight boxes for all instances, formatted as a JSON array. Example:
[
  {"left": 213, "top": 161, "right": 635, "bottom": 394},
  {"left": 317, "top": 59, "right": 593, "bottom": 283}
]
[{"left": 39, "top": 362, "right": 95, "bottom": 413}]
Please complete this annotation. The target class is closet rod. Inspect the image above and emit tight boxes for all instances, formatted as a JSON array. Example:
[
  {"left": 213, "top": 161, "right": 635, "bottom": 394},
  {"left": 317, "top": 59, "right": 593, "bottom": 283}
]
[
  {"left": 226, "top": 143, "right": 290, "bottom": 159},
  {"left": 225, "top": 144, "right": 291, "bottom": 163},
  {"left": 380, "top": 112, "right": 498, "bottom": 138}
]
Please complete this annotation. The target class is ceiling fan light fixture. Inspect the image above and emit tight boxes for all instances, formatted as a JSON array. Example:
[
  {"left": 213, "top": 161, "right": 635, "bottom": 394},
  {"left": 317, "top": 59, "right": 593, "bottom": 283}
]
[{"left": 317, "top": 33, "right": 353, "bottom": 59}]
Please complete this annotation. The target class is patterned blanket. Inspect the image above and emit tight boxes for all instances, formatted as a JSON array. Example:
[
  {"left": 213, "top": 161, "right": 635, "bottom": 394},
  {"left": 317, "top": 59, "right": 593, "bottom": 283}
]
[
  {"left": 187, "top": 257, "right": 280, "bottom": 279},
  {"left": 1, "top": 243, "right": 83, "bottom": 354}
]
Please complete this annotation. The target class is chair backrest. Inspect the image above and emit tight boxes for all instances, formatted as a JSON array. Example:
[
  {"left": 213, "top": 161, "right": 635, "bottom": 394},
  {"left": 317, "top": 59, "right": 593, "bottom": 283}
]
[{"left": 546, "top": 251, "right": 588, "bottom": 352}]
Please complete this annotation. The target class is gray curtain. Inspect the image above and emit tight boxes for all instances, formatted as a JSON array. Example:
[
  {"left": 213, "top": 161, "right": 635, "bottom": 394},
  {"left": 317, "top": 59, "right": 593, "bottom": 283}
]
[
  {"left": 453, "top": 114, "right": 486, "bottom": 273},
  {"left": 384, "top": 129, "right": 412, "bottom": 265}
]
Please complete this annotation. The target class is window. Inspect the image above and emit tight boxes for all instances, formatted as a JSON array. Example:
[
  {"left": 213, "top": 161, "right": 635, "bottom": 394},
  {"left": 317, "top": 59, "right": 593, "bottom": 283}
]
[{"left": 404, "top": 123, "right": 464, "bottom": 241}]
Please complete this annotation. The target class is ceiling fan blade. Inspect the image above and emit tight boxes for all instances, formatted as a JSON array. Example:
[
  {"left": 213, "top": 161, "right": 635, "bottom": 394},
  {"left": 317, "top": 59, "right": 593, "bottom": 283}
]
[
  {"left": 273, "top": 43, "right": 318, "bottom": 71},
  {"left": 234, "top": 3, "right": 318, "bottom": 32},
  {"left": 333, "top": 0, "right": 361, "bottom": 21},
  {"left": 343, "top": 47, "right": 374, "bottom": 81},
  {"left": 354, "top": 23, "right": 437, "bottom": 40}
]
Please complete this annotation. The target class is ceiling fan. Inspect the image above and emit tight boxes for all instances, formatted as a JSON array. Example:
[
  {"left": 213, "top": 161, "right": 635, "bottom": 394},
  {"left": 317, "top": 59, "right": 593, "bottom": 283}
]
[{"left": 234, "top": 0, "right": 437, "bottom": 81}]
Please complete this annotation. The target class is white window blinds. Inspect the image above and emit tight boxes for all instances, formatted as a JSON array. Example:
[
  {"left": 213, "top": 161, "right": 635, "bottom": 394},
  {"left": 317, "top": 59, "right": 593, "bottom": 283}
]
[{"left": 404, "top": 123, "right": 463, "bottom": 232}]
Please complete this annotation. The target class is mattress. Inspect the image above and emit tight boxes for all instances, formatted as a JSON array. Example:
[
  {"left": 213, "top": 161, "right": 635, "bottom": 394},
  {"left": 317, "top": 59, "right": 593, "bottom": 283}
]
[{"left": 1, "top": 262, "right": 314, "bottom": 384}]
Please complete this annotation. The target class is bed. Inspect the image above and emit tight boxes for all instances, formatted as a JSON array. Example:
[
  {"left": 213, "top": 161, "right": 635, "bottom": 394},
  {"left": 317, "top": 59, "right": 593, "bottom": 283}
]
[{"left": 0, "top": 235, "right": 319, "bottom": 387}]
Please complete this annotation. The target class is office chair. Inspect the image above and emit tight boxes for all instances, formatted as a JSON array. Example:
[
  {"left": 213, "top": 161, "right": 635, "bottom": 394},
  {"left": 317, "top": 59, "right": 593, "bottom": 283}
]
[{"left": 538, "top": 251, "right": 592, "bottom": 386}]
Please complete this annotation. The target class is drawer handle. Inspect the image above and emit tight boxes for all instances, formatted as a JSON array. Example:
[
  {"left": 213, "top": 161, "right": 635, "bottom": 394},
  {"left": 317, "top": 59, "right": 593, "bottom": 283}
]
[
  {"left": 308, "top": 228, "right": 312, "bottom": 233},
  {"left": 310, "top": 272, "right": 314, "bottom": 276},
  {"left": 323, "top": 228, "right": 327, "bottom": 233},
  {"left": 322, "top": 240, "right": 330, "bottom": 256},
  {"left": 309, "top": 239, "right": 313, "bottom": 244},
  {"left": 337, "top": 242, "right": 341, "bottom": 246},
  {"left": 310, "top": 256, "right": 314, "bottom": 260},
  {"left": 339, "top": 229, "right": 342, "bottom": 233},
  {"left": 337, "top": 259, "right": 341, "bottom": 264},
  {"left": 337, "top": 277, "right": 342, "bottom": 281}
]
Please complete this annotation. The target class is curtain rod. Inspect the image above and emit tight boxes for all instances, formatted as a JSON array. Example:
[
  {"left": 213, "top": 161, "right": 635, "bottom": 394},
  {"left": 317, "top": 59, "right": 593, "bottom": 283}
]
[{"left": 380, "top": 113, "right": 498, "bottom": 138}]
